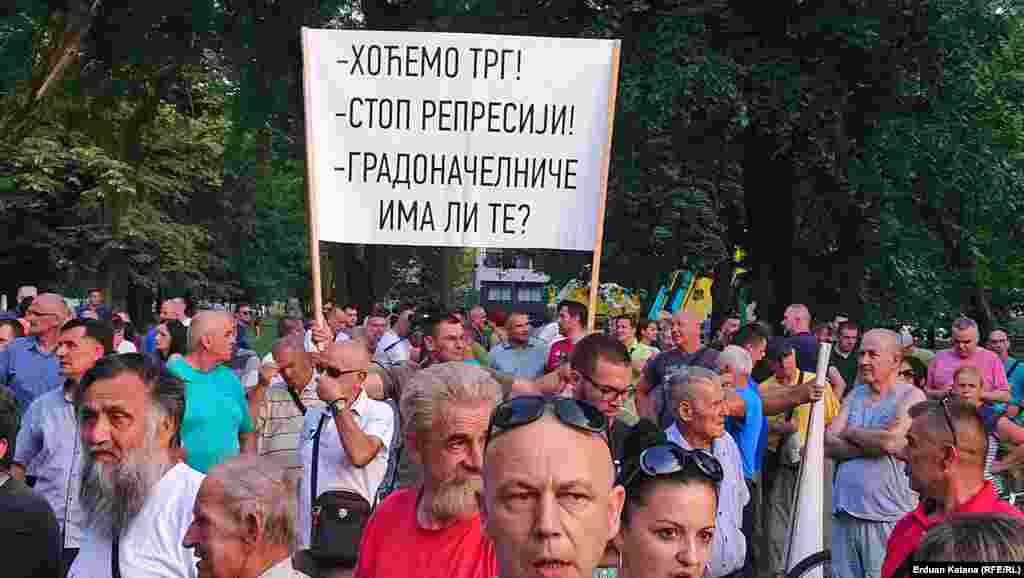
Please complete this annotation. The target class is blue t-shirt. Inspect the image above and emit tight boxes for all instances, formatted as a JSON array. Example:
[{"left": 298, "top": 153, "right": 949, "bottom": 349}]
[
  {"left": 727, "top": 377, "right": 765, "bottom": 480},
  {"left": 166, "top": 357, "right": 254, "bottom": 474},
  {"left": 750, "top": 378, "right": 769, "bottom": 476},
  {"left": 1005, "top": 357, "right": 1024, "bottom": 406}
]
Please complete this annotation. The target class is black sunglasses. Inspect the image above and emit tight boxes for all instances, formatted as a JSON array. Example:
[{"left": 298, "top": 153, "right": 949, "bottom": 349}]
[
  {"left": 486, "top": 396, "right": 609, "bottom": 449},
  {"left": 899, "top": 369, "right": 916, "bottom": 379},
  {"left": 619, "top": 444, "right": 724, "bottom": 488},
  {"left": 939, "top": 393, "right": 960, "bottom": 449},
  {"left": 317, "top": 364, "right": 366, "bottom": 380}
]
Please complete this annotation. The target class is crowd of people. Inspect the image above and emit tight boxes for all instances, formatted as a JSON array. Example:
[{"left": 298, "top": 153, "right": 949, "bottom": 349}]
[{"left": 1, "top": 284, "right": 1023, "bottom": 578}]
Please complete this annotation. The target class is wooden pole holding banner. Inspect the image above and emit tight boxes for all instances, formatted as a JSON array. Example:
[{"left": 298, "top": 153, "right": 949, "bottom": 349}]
[
  {"left": 784, "top": 342, "right": 831, "bottom": 578},
  {"left": 301, "top": 28, "right": 325, "bottom": 336},
  {"left": 587, "top": 41, "right": 621, "bottom": 333}
]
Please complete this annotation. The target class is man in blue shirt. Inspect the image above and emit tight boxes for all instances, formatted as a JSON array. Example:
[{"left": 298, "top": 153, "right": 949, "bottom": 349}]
[
  {"left": 0, "top": 293, "right": 67, "bottom": 415},
  {"left": 488, "top": 311, "right": 548, "bottom": 381},
  {"left": 73, "top": 288, "right": 112, "bottom": 322}
]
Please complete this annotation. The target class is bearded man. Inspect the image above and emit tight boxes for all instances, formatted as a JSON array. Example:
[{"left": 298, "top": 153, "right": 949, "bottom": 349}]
[{"left": 69, "top": 354, "right": 203, "bottom": 578}]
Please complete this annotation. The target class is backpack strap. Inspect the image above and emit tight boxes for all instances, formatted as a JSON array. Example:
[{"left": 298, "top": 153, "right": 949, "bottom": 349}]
[{"left": 311, "top": 413, "right": 327, "bottom": 508}]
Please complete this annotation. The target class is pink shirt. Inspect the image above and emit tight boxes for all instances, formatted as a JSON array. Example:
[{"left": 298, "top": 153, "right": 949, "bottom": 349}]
[{"left": 927, "top": 348, "right": 1009, "bottom": 392}]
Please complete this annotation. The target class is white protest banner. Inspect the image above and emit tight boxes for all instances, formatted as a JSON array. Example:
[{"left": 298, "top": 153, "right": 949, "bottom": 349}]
[{"left": 301, "top": 29, "right": 620, "bottom": 251}]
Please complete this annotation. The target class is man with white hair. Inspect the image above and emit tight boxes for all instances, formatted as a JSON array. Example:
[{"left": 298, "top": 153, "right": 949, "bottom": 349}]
[
  {"left": 184, "top": 455, "right": 309, "bottom": 577},
  {"left": 926, "top": 317, "right": 1009, "bottom": 402},
  {"left": 69, "top": 354, "right": 204, "bottom": 578},
  {"left": 0, "top": 292, "right": 68, "bottom": 414},
  {"left": 664, "top": 368, "right": 748, "bottom": 578},
  {"left": 718, "top": 345, "right": 764, "bottom": 574},
  {"left": 827, "top": 329, "right": 926, "bottom": 578},
  {"left": 167, "top": 310, "right": 256, "bottom": 474},
  {"left": 354, "top": 363, "right": 502, "bottom": 578}
]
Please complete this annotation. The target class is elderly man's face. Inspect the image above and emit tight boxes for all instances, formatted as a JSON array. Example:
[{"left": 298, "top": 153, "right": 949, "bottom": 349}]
[
  {"left": 273, "top": 348, "right": 310, "bottom": 389},
  {"left": 415, "top": 400, "right": 492, "bottom": 521},
  {"left": 482, "top": 416, "right": 624, "bottom": 578},
  {"left": 24, "top": 296, "right": 65, "bottom": 336},
  {"left": 858, "top": 331, "right": 900, "bottom": 386},
  {"left": 80, "top": 372, "right": 166, "bottom": 465},
  {"left": 183, "top": 477, "right": 248, "bottom": 578},
  {"left": 681, "top": 379, "right": 727, "bottom": 441},
  {"left": 952, "top": 326, "right": 978, "bottom": 359},
  {"left": 207, "top": 318, "right": 236, "bottom": 363}
]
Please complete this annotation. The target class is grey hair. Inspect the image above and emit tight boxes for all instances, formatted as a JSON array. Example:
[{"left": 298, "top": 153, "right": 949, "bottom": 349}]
[
  {"left": 952, "top": 317, "right": 978, "bottom": 333},
  {"left": 667, "top": 367, "right": 720, "bottom": 414},
  {"left": 718, "top": 345, "right": 753, "bottom": 375},
  {"left": 401, "top": 362, "right": 502, "bottom": 437},
  {"left": 209, "top": 455, "right": 299, "bottom": 551},
  {"left": 914, "top": 513, "right": 1024, "bottom": 562},
  {"left": 77, "top": 354, "right": 186, "bottom": 447},
  {"left": 189, "top": 310, "right": 232, "bottom": 352}
]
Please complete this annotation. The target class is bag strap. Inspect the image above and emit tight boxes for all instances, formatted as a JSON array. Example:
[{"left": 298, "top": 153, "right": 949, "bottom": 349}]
[
  {"left": 1008, "top": 360, "right": 1022, "bottom": 379},
  {"left": 382, "top": 336, "right": 407, "bottom": 354},
  {"left": 111, "top": 531, "right": 121, "bottom": 578},
  {"left": 311, "top": 413, "right": 327, "bottom": 508},
  {"left": 286, "top": 386, "right": 307, "bottom": 416}
]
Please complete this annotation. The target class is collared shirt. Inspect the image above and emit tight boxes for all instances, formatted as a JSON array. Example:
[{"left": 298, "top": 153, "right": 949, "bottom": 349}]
[
  {"left": 258, "top": 558, "right": 310, "bottom": 578},
  {"left": 256, "top": 373, "right": 325, "bottom": 477},
  {"left": 0, "top": 336, "right": 63, "bottom": 415},
  {"left": 14, "top": 384, "right": 83, "bottom": 548},
  {"left": 375, "top": 330, "right": 410, "bottom": 368},
  {"left": 298, "top": 390, "right": 395, "bottom": 549},
  {"left": 487, "top": 339, "right": 548, "bottom": 380},
  {"left": 666, "top": 423, "right": 748, "bottom": 578},
  {"left": 303, "top": 327, "right": 350, "bottom": 353}
]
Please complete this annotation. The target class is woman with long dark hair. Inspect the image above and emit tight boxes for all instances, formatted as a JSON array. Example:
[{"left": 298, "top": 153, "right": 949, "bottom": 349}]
[{"left": 154, "top": 319, "right": 188, "bottom": 362}]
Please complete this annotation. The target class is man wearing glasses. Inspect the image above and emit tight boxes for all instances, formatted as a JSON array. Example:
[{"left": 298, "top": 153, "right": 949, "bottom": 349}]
[
  {"left": 298, "top": 341, "right": 394, "bottom": 552},
  {"left": 568, "top": 334, "right": 636, "bottom": 463},
  {"left": 0, "top": 293, "right": 68, "bottom": 415},
  {"left": 826, "top": 329, "right": 926, "bottom": 578},
  {"left": 233, "top": 302, "right": 254, "bottom": 351},
  {"left": 881, "top": 397, "right": 1024, "bottom": 578}
]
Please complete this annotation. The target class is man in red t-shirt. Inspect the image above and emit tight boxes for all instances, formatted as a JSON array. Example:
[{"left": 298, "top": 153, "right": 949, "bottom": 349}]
[
  {"left": 354, "top": 363, "right": 502, "bottom": 578},
  {"left": 544, "top": 300, "right": 588, "bottom": 375},
  {"left": 882, "top": 397, "right": 1024, "bottom": 578}
]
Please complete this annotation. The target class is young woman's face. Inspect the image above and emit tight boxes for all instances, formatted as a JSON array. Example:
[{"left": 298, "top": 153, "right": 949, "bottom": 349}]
[
  {"left": 614, "top": 481, "right": 717, "bottom": 578},
  {"left": 156, "top": 324, "right": 171, "bottom": 352}
]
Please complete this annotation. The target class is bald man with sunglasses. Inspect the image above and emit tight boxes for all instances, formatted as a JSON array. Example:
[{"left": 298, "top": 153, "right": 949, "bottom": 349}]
[{"left": 298, "top": 342, "right": 395, "bottom": 553}]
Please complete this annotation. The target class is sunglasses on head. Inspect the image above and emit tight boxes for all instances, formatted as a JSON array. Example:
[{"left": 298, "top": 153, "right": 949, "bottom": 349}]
[
  {"left": 486, "top": 396, "right": 609, "bottom": 449},
  {"left": 618, "top": 444, "right": 724, "bottom": 488},
  {"left": 317, "top": 364, "right": 366, "bottom": 380}
]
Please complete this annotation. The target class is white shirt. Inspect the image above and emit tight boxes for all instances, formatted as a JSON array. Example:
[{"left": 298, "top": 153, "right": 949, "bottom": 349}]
[
  {"left": 297, "top": 390, "right": 394, "bottom": 549},
  {"left": 303, "top": 328, "right": 350, "bottom": 353},
  {"left": 68, "top": 462, "right": 204, "bottom": 578},
  {"left": 374, "top": 330, "right": 410, "bottom": 368},
  {"left": 117, "top": 341, "right": 138, "bottom": 354},
  {"left": 536, "top": 322, "right": 562, "bottom": 345}
]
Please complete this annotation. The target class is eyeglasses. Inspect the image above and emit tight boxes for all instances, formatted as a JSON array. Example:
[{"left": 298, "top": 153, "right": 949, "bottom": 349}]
[
  {"left": 317, "top": 364, "right": 367, "bottom": 380},
  {"left": 618, "top": 444, "right": 724, "bottom": 488},
  {"left": 486, "top": 396, "right": 609, "bottom": 449},
  {"left": 899, "top": 370, "right": 916, "bottom": 380},
  {"left": 25, "top": 309, "right": 59, "bottom": 318},
  {"left": 580, "top": 372, "right": 636, "bottom": 402},
  {"left": 939, "top": 393, "right": 960, "bottom": 449}
]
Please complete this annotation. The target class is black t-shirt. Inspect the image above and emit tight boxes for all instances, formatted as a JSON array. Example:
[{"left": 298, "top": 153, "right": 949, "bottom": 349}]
[
  {"left": 643, "top": 348, "right": 721, "bottom": 429},
  {"left": 0, "top": 477, "right": 60, "bottom": 578}
]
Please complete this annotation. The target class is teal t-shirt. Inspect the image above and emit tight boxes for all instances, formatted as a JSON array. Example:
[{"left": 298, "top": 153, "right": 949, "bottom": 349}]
[{"left": 166, "top": 357, "right": 254, "bottom": 474}]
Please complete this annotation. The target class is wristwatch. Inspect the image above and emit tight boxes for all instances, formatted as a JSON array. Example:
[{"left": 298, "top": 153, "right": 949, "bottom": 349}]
[{"left": 327, "top": 398, "right": 348, "bottom": 416}]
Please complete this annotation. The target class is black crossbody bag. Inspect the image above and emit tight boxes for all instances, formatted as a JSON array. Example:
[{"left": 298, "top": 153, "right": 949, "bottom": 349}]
[{"left": 309, "top": 413, "right": 374, "bottom": 566}]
